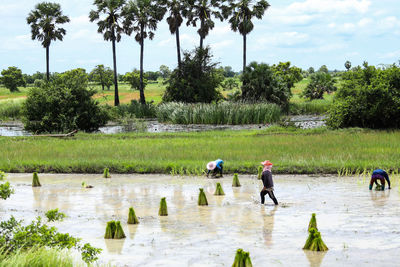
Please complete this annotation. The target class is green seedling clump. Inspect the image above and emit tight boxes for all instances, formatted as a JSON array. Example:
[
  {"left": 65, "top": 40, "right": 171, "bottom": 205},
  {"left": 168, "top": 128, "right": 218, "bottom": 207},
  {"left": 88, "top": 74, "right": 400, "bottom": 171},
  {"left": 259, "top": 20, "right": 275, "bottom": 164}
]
[
  {"left": 214, "top": 183, "right": 225, "bottom": 196},
  {"left": 159, "top": 197, "right": 168, "bottom": 216},
  {"left": 303, "top": 227, "right": 318, "bottom": 250},
  {"left": 257, "top": 166, "right": 263, "bottom": 180},
  {"left": 232, "top": 173, "right": 241, "bottom": 187},
  {"left": 127, "top": 207, "right": 139, "bottom": 224},
  {"left": 45, "top": 208, "right": 66, "bottom": 222},
  {"left": 375, "top": 184, "right": 384, "bottom": 191},
  {"left": 32, "top": 172, "right": 41, "bottom": 187},
  {"left": 308, "top": 213, "right": 318, "bottom": 231},
  {"left": 309, "top": 231, "right": 328, "bottom": 251},
  {"left": 198, "top": 188, "right": 209, "bottom": 206},
  {"left": 232, "top": 248, "right": 253, "bottom": 267},
  {"left": 0, "top": 170, "right": 6, "bottom": 180},
  {"left": 104, "top": 221, "right": 116, "bottom": 239},
  {"left": 114, "top": 221, "right": 126, "bottom": 239},
  {"left": 103, "top": 168, "right": 111, "bottom": 178}
]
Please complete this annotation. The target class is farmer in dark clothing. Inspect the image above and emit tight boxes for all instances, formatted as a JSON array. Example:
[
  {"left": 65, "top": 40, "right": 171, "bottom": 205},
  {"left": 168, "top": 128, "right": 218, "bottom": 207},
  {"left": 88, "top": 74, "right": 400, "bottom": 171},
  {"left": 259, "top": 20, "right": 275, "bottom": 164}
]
[
  {"left": 206, "top": 159, "right": 224, "bottom": 178},
  {"left": 369, "top": 169, "right": 391, "bottom": 190},
  {"left": 260, "top": 160, "right": 278, "bottom": 205}
]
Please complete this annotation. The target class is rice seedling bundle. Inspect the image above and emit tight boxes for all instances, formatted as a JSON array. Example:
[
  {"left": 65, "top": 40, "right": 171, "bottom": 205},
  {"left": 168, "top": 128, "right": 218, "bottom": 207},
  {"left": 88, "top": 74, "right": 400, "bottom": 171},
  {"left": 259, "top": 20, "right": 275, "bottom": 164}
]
[
  {"left": 214, "top": 183, "right": 225, "bottom": 196},
  {"left": 32, "top": 172, "right": 41, "bottom": 187},
  {"left": 127, "top": 207, "right": 139, "bottom": 224},
  {"left": 198, "top": 188, "right": 208, "bottom": 205},
  {"left": 232, "top": 248, "right": 253, "bottom": 267},
  {"left": 159, "top": 197, "right": 168, "bottom": 216},
  {"left": 103, "top": 168, "right": 111, "bottom": 178},
  {"left": 232, "top": 173, "right": 241, "bottom": 187},
  {"left": 114, "top": 221, "right": 126, "bottom": 239}
]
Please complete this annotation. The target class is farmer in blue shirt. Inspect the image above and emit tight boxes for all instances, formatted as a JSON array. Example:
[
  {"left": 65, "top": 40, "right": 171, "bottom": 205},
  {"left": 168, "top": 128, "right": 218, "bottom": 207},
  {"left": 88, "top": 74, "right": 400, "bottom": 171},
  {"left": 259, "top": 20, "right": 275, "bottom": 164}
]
[
  {"left": 206, "top": 159, "right": 224, "bottom": 178},
  {"left": 369, "top": 169, "right": 391, "bottom": 190}
]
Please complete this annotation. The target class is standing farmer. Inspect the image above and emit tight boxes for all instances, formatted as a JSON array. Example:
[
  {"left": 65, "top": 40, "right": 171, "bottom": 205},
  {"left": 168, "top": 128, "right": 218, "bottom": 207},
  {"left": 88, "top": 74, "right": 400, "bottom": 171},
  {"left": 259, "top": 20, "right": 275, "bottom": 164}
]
[{"left": 260, "top": 160, "right": 278, "bottom": 205}]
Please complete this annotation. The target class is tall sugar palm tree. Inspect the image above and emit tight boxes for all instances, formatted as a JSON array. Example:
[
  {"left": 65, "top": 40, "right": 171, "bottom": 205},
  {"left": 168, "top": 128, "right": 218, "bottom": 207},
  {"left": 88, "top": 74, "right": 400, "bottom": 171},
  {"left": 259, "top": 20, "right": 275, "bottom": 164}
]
[
  {"left": 89, "top": 0, "right": 126, "bottom": 106},
  {"left": 165, "top": 0, "right": 191, "bottom": 69},
  {"left": 186, "top": 0, "right": 224, "bottom": 50},
  {"left": 122, "top": 0, "right": 166, "bottom": 105},
  {"left": 224, "top": 0, "right": 269, "bottom": 73},
  {"left": 26, "top": 2, "right": 70, "bottom": 81}
]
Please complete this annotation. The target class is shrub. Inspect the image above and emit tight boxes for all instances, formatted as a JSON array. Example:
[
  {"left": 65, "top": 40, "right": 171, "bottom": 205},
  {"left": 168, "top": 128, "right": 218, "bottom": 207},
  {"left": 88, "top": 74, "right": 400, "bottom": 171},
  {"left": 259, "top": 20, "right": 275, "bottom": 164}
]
[
  {"left": 0, "top": 67, "right": 26, "bottom": 92},
  {"left": 241, "top": 62, "right": 291, "bottom": 111},
  {"left": 0, "top": 182, "right": 14, "bottom": 200},
  {"left": 22, "top": 68, "right": 110, "bottom": 133},
  {"left": 326, "top": 64, "right": 400, "bottom": 129},
  {"left": 301, "top": 72, "right": 336, "bottom": 100},
  {"left": 163, "top": 47, "right": 224, "bottom": 103},
  {"left": 124, "top": 70, "right": 147, "bottom": 90},
  {"left": 45, "top": 209, "right": 66, "bottom": 222}
]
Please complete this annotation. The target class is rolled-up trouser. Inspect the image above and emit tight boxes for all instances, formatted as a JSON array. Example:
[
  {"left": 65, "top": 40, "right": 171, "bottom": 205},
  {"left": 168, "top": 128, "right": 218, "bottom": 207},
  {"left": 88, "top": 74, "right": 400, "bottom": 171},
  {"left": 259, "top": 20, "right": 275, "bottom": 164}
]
[
  {"left": 369, "top": 174, "right": 385, "bottom": 190},
  {"left": 260, "top": 188, "right": 278, "bottom": 205}
]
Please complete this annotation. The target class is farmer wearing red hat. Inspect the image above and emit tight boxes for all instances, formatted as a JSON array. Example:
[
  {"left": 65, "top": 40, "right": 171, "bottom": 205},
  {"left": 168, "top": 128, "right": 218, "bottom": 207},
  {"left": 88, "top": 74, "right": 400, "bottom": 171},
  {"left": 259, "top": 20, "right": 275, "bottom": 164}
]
[{"left": 260, "top": 160, "right": 278, "bottom": 205}]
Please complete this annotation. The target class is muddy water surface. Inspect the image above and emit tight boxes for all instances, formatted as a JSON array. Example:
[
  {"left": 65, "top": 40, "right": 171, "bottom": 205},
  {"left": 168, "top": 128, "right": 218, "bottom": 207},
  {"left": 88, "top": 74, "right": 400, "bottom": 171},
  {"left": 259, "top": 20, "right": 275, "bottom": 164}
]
[{"left": 2, "top": 174, "right": 400, "bottom": 266}]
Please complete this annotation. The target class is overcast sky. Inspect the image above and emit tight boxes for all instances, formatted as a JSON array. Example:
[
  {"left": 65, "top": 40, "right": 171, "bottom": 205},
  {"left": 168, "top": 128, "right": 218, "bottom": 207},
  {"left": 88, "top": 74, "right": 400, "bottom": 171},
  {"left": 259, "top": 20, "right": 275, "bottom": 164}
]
[{"left": 1, "top": 0, "right": 399, "bottom": 74}]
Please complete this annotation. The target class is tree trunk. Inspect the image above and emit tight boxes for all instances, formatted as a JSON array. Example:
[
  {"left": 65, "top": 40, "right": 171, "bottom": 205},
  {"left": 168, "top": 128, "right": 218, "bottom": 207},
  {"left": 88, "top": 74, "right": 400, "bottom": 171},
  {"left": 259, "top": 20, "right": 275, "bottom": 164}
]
[
  {"left": 46, "top": 45, "right": 50, "bottom": 81},
  {"left": 139, "top": 25, "right": 146, "bottom": 105},
  {"left": 243, "top": 33, "right": 247, "bottom": 74},
  {"left": 199, "top": 19, "right": 204, "bottom": 50},
  {"left": 112, "top": 37, "right": 120, "bottom": 106},
  {"left": 176, "top": 26, "right": 181, "bottom": 70}
]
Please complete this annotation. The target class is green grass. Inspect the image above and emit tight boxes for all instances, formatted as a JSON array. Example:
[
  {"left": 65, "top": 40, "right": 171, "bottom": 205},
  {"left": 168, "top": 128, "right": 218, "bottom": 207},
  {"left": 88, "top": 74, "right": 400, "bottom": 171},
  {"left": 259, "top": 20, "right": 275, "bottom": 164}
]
[
  {"left": 0, "top": 99, "right": 23, "bottom": 120},
  {"left": 1, "top": 127, "right": 399, "bottom": 174}
]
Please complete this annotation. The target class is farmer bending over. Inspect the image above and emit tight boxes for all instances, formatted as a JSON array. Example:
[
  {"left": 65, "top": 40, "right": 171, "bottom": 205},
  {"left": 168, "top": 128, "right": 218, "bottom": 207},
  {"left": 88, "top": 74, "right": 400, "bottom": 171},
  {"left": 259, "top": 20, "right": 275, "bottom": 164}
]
[
  {"left": 369, "top": 169, "right": 391, "bottom": 190},
  {"left": 206, "top": 159, "right": 224, "bottom": 178},
  {"left": 260, "top": 160, "right": 278, "bottom": 205}
]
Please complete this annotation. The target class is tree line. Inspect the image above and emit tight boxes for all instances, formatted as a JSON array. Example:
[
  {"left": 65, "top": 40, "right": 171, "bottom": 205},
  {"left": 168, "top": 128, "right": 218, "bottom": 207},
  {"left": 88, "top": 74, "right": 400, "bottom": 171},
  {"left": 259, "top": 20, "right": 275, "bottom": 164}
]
[{"left": 25, "top": 0, "right": 269, "bottom": 106}]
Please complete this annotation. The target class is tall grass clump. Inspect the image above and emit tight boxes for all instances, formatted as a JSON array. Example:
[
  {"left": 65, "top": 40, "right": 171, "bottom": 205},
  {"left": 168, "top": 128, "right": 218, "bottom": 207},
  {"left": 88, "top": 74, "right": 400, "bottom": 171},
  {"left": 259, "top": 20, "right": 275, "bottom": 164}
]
[
  {"left": 232, "top": 249, "right": 253, "bottom": 267},
  {"left": 156, "top": 102, "right": 281, "bottom": 125},
  {"left": 289, "top": 100, "right": 332, "bottom": 115},
  {"left": 0, "top": 100, "right": 23, "bottom": 120},
  {"left": 108, "top": 100, "right": 157, "bottom": 119}
]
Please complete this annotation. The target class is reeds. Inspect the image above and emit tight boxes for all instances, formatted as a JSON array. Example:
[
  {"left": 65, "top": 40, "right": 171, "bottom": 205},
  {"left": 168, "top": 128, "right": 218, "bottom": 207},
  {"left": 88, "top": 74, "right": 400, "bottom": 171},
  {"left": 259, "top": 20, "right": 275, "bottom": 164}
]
[
  {"left": 232, "top": 173, "right": 241, "bottom": 187},
  {"left": 159, "top": 197, "right": 168, "bottom": 216},
  {"left": 198, "top": 188, "right": 208, "bottom": 205},
  {"left": 127, "top": 207, "right": 139, "bottom": 224},
  {"left": 232, "top": 249, "right": 253, "bottom": 267},
  {"left": 103, "top": 168, "right": 111, "bottom": 178},
  {"left": 214, "top": 183, "right": 225, "bottom": 195},
  {"left": 32, "top": 172, "right": 41, "bottom": 187},
  {"left": 157, "top": 102, "right": 281, "bottom": 125},
  {"left": 0, "top": 100, "right": 23, "bottom": 120},
  {"left": 104, "top": 220, "right": 125, "bottom": 239}
]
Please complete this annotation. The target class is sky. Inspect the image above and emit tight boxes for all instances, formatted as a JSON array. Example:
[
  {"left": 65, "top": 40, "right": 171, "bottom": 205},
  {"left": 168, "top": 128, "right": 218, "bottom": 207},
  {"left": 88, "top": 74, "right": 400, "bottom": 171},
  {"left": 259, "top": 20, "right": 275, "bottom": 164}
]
[{"left": 0, "top": 0, "right": 400, "bottom": 74}]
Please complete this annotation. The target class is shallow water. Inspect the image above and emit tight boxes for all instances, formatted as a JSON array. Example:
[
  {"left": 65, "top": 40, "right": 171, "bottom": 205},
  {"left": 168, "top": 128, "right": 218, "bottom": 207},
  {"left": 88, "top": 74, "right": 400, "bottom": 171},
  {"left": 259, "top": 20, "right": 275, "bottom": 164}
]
[{"left": 2, "top": 174, "right": 399, "bottom": 266}]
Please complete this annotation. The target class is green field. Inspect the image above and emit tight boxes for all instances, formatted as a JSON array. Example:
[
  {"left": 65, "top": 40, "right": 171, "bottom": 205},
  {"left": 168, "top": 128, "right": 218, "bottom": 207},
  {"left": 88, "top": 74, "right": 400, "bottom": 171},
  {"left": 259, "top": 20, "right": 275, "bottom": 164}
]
[{"left": 1, "top": 127, "right": 399, "bottom": 175}]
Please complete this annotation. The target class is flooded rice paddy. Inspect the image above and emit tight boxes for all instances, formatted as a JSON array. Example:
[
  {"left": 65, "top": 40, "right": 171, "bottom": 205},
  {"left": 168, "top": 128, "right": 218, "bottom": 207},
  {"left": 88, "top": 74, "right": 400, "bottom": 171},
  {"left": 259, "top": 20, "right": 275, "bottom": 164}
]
[{"left": 2, "top": 174, "right": 399, "bottom": 266}]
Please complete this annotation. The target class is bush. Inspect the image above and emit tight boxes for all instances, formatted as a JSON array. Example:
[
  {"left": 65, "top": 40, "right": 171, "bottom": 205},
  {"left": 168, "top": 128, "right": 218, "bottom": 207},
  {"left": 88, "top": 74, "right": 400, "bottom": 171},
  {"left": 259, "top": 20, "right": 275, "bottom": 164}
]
[
  {"left": 241, "top": 62, "right": 291, "bottom": 111},
  {"left": 45, "top": 209, "right": 66, "bottom": 222},
  {"left": 301, "top": 72, "right": 336, "bottom": 100},
  {"left": 22, "top": 69, "right": 110, "bottom": 133},
  {"left": 327, "top": 64, "right": 400, "bottom": 129},
  {"left": 0, "top": 67, "right": 26, "bottom": 92},
  {"left": 163, "top": 47, "right": 223, "bottom": 103},
  {"left": 156, "top": 102, "right": 281, "bottom": 124}
]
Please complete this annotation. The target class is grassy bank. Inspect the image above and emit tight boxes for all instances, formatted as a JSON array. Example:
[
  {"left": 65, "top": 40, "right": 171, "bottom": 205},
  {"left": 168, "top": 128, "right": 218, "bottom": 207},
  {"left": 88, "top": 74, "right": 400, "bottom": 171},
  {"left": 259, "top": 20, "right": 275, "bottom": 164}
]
[{"left": 1, "top": 127, "right": 399, "bottom": 174}]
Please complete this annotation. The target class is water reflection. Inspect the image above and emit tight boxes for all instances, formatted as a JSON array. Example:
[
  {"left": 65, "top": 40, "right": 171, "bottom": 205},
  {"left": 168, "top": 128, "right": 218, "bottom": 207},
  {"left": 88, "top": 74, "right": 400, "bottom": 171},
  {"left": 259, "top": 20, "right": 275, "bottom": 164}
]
[
  {"left": 104, "top": 238, "right": 126, "bottom": 255},
  {"left": 304, "top": 250, "right": 327, "bottom": 267},
  {"left": 261, "top": 206, "right": 277, "bottom": 248}
]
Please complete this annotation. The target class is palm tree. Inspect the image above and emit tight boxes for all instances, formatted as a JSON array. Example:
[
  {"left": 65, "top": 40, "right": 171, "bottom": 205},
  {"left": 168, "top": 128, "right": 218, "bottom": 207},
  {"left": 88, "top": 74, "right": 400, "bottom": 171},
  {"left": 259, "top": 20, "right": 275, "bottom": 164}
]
[
  {"left": 89, "top": 0, "right": 126, "bottom": 106},
  {"left": 165, "top": 0, "right": 191, "bottom": 69},
  {"left": 224, "top": 0, "right": 269, "bottom": 73},
  {"left": 26, "top": 2, "right": 70, "bottom": 81},
  {"left": 186, "top": 0, "right": 224, "bottom": 50},
  {"left": 122, "top": 0, "right": 166, "bottom": 105}
]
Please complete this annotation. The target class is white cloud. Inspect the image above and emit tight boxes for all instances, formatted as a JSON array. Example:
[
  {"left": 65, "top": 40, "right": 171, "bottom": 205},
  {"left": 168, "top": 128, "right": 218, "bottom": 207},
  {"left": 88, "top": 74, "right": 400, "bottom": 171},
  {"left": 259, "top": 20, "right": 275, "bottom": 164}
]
[
  {"left": 288, "top": 0, "right": 371, "bottom": 15},
  {"left": 256, "top": 32, "right": 309, "bottom": 48},
  {"left": 212, "top": 25, "right": 231, "bottom": 35},
  {"left": 379, "top": 50, "right": 400, "bottom": 59},
  {"left": 210, "top": 40, "right": 234, "bottom": 50}
]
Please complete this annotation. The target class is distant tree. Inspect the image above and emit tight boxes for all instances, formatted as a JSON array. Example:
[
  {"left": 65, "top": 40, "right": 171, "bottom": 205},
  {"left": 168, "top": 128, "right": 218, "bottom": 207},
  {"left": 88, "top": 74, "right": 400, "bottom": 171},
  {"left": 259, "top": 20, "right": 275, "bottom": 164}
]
[
  {"left": 32, "top": 71, "right": 46, "bottom": 81},
  {"left": 122, "top": 0, "right": 166, "bottom": 105},
  {"left": 223, "top": 0, "right": 269, "bottom": 73},
  {"left": 221, "top": 77, "right": 239, "bottom": 91},
  {"left": 241, "top": 62, "right": 290, "bottom": 110},
  {"left": 26, "top": 2, "right": 70, "bottom": 81},
  {"left": 124, "top": 70, "right": 148, "bottom": 90},
  {"left": 271, "top": 62, "right": 302, "bottom": 90},
  {"left": 165, "top": 0, "right": 191, "bottom": 69},
  {"left": 186, "top": 0, "right": 224, "bottom": 50},
  {"left": 89, "top": 65, "right": 114, "bottom": 90},
  {"left": 318, "top": 65, "right": 329, "bottom": 73},
  {"left": 0, "top": 67, "right": 26, "bottom": 92},
  {"left": 159, "top": 65, "right": 171, "bottom": 79},
  {"left": 308, "top": 67, "right": 315, "bottom": 74},
  {"left": 145, "top": 71, "right": 160, "bottom": 81},
  {"left": 223, "top": 66, "right": 235, "bottom": 77},
  {"left": 89, "top": 0, "right": 126, "bottom": 106},
  {"left": 163, "top": 47, "right": 223, "bottom": 103},
  {"left": 344, "top": 60, "right": 351, "bottom": 71},
  {"left": 301, "top": 72, "right": 336, "bottom": 100},
  {"left": 23, "top": 74, "right": 35, "bottom": 85}
]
